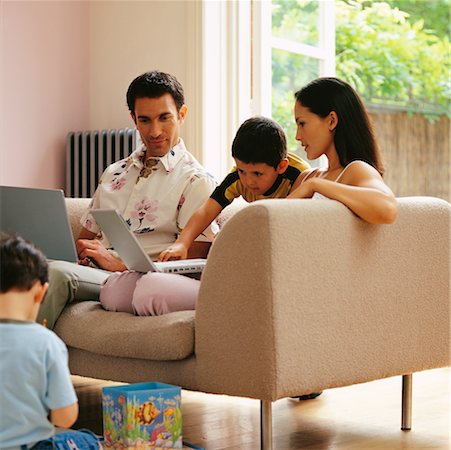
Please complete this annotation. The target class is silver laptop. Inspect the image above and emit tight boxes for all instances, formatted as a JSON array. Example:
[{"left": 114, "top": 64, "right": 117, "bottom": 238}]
[
  {"left": 90, "top": 209, "right": 207, "bottom": 274},
  {"left": 0, "top": 186, "right": 78, "bottom": 262}
]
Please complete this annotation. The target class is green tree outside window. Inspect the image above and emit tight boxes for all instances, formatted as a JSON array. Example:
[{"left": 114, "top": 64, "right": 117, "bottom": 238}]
[{"left": 272, "top": 0, "right": 451, "bottom": 154}]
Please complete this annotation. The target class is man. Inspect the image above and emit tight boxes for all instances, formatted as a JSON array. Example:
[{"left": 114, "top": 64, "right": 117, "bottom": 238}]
[{"left": 38, "top": 71, "right": 217, "bottom": 329}]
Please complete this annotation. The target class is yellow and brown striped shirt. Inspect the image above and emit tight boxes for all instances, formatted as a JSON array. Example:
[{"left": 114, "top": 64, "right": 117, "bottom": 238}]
[{"left": 211, "top": 153, "right": 310, "bottom": 208}]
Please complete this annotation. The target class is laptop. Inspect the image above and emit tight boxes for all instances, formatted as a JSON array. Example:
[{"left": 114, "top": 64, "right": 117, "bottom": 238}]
[
  {"left": 90, "top": 209, "right": 207, "bottom": 274},
  {"left": 0, "top": 186, "right": 78, "bottom": 262}
]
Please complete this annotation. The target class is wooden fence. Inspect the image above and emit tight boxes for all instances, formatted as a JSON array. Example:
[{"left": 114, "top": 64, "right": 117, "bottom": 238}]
[{"left": 369, "top": 111, "right": 450, "bottom": 202}]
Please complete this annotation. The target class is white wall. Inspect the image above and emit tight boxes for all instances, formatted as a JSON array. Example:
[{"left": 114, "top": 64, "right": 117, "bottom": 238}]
[
  {"left": 0, "top": 0, "right": 201, "bottom": 191},
  {"left": 89, "top": 1, "right": 192, "bottom": 130}
]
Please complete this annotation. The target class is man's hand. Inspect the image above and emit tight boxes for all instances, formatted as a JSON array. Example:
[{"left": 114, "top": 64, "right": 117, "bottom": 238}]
[
  {"left": 158, "top": 242, "right": 189, "bottom": 261},
  {"left": 76, "top": 239, "right": 126, "bottom": 272}
]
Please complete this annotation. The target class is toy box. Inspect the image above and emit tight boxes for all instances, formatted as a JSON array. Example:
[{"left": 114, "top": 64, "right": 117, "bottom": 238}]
[{"left": 102, "top": 381, "right": 183, "bottom": 449}]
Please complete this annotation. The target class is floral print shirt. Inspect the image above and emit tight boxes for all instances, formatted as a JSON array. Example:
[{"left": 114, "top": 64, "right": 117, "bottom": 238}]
[{"left": 80, "top": 139, "right": 217, "bottom": 260}]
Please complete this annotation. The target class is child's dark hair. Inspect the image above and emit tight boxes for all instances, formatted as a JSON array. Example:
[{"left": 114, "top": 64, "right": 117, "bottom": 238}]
[
  {"left": 232, "top": 116, "right": 287, "bottom": 169},
  {"left": 295, "top": 77, "right": 384, "bottom": 175},
  {"left": 0, "top": 234, "right": 48, "bottom": 293},
  {"left": 126, "top": 70, "right": 185, "bottom": 115}
]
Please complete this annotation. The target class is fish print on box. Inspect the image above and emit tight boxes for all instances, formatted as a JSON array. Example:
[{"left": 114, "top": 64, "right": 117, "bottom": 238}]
[{"left": 102, "top": 382, "right": 182, "bottom": 449}]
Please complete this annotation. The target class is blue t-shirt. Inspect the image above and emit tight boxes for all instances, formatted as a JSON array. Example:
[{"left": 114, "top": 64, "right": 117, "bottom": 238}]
[{"left": 0, "top": 321, "right": 77, "bottom": 449}]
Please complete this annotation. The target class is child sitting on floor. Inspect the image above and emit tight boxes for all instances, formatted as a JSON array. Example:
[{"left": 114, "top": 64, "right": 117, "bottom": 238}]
[{"left": 0, "top": 234, "right": 100, "bottom": 449}]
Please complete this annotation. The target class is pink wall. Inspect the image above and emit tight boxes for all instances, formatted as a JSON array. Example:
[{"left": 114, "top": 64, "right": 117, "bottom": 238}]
[{"left": 0, "top": 1, "right": 90, "bottom": 190}]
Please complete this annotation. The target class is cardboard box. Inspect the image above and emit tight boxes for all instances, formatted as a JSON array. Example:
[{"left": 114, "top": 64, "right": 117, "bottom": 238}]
[{"left": 102, "top": 382, "right": 182, "bottom": 449}]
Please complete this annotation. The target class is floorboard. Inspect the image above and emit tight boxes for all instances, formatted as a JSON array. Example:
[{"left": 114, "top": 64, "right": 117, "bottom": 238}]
[{"left": 72, "top": 367, "right": 450, "bottom": 449}]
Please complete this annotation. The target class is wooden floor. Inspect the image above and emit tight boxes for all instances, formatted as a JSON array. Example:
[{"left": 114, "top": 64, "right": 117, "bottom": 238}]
[{"left": 73, "top": 367, "right": 450, "bottom": 449}]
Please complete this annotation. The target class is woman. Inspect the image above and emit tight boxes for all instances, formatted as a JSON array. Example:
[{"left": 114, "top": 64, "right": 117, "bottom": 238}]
[
  {"left": 100, "top": 77, "right": 397, "bottom": 318},
  {"left": 288, "top": 77, "right": 397, "bottom": 224}
]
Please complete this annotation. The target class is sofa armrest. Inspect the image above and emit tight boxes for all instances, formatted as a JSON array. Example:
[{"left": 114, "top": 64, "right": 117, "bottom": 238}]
[
  {"left": 65, "top": 198, "right": 92, "bottom": 239},
  {"left": 195, "top": 197, "right": 450, "bottom": 401}
]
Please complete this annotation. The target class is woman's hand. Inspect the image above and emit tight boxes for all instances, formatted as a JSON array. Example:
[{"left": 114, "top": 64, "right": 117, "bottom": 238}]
[
  {"left": 288, "top": 162, "right": 397, "bottom": 224},
  {"left": 158, "top": 242, "right": 189, "bottom": 261},
  {"left": 288, "top": 178, "right": 316, "bottom": 199}
]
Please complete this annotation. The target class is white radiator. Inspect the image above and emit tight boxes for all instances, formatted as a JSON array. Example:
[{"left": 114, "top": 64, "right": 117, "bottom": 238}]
[{"left": 66, "top": 128, "right": 137, "bottom": 198}]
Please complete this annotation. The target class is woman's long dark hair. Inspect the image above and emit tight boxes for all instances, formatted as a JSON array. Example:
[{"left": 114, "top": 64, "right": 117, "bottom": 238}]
[{"left": 295, "top": 77, "right": 384, "bottom": 175}]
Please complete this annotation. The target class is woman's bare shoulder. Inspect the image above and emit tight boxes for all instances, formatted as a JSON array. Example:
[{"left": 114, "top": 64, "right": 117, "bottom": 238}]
[{"left": 339, "top": 160, "right": 381, "bottom": 182}]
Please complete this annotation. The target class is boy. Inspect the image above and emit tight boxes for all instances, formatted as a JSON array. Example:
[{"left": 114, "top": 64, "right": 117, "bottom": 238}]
[
  {"left": 0, "top": 235, "right": 99, "bottom": 449},
  {"left": 159, "top": 116, "right": 310, "bottom": 261},
  {"left": 99, "top": 116, "right": 309, "bottom": 315}
]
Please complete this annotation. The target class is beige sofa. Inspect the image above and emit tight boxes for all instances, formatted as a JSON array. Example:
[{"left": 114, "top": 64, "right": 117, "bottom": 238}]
[{"left": 55, "top": 196, "right": 450, "bottom": 449}]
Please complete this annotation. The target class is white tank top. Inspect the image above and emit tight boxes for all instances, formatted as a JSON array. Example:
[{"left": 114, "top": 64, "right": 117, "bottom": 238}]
[{"left": 302, "top": 160, "right": 362, "bottom": 199}]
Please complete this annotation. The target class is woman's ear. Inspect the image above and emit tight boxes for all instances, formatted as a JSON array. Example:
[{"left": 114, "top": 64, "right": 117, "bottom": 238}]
[{"left": 328, "top": 111, "right": 338, "bottom": 131}]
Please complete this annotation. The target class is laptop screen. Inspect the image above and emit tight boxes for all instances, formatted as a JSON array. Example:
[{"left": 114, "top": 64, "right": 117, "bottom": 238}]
[{"left": 0, "top": 186, "right": 78, "bottom": 262}]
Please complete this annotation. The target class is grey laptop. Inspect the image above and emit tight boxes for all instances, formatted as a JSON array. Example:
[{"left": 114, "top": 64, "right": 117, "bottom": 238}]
[
  {"left": 0, "top": 186, "right": 78, "bottom": 262},
  {"left": 90, "top": 209, "right": 207, "bottom": 274}
]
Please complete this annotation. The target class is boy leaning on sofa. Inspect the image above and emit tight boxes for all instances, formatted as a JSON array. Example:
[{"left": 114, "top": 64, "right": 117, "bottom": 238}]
[{"left": 99, "top": 115, "right": 309, "bottom": 316}]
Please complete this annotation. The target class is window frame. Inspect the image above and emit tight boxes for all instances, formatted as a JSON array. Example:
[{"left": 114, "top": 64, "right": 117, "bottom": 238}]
[{"left": 200, "top": 0, "right": 336, "bottom": 178}]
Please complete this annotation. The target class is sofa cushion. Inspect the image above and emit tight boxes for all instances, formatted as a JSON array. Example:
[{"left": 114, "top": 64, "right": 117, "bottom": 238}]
[
  {"left": 54, "top": 301, "right": 195, "bottom": 361},
  {"left": 65, "top": 197, "right": 92, "bottom": 239}
]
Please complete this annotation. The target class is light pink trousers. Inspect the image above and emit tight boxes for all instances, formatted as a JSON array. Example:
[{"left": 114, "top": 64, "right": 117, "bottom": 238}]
[{"left": 100, "top": 271, "right": 200, "bottom": 316}]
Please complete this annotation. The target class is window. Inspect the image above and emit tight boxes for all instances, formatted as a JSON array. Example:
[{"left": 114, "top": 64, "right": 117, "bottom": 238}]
[
  {"left": 201, "top": 0, "right": 335, "bottom": 177},
  {"left": 199, "top": 0, "right": 449, "bottom": 201},
  {"left": 260, "top": 0, "right": 335, "bottom": 164}
]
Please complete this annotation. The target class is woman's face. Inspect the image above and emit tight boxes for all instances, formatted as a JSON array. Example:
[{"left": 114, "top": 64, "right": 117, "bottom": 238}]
[{"left": 294, "top": 102, "right": 336, "bottom": 160}]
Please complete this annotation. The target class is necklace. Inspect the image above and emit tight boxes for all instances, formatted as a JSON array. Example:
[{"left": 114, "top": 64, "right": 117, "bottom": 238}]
[{"left": 139, "top": 157, "right": 159, "bottom": 179}]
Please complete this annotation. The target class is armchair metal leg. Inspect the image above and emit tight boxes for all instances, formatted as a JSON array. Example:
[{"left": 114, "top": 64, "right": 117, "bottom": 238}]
[
  {"left": 401, "top": 373, "right": 412, "bottom": 430},
  {"left": 260, "top": 400, "right": 273, "bottom": 450}
]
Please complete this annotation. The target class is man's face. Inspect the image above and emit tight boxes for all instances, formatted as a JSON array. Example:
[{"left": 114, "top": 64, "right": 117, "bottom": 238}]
[
  {"left": 132, "top": 93, "right": 187, "bottom": 157},
  {"left": 235, "top": 158, "right": 288, "bottom": 196}
]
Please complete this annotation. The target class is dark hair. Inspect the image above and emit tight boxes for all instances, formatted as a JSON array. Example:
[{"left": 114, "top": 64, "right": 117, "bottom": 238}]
[
  {"left": 126, "top": 71, "right": 185, "bottom": 115},
  {"left": 232, "top": 116, "right": 287, "bottom": 169},
  {"left": 0, "top": 234, "right": 48, "bottom": 293},
  {"left": 295, "top": 77, "right": 384, "bottom": 175}
]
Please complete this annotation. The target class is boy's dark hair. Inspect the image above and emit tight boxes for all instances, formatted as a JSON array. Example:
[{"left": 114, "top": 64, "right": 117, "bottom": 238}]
[
  {"left": 0, "top": 234, "right": 48, "bottom": 293},
  {"left": 126, "top": 71, "right": 185, "bottom": 115},
  {"left": 232, "top": 116, "right": 287, "bottom": 169},
  {"left": 295, "top": 77, "right": 384, "bottom": 175}
]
